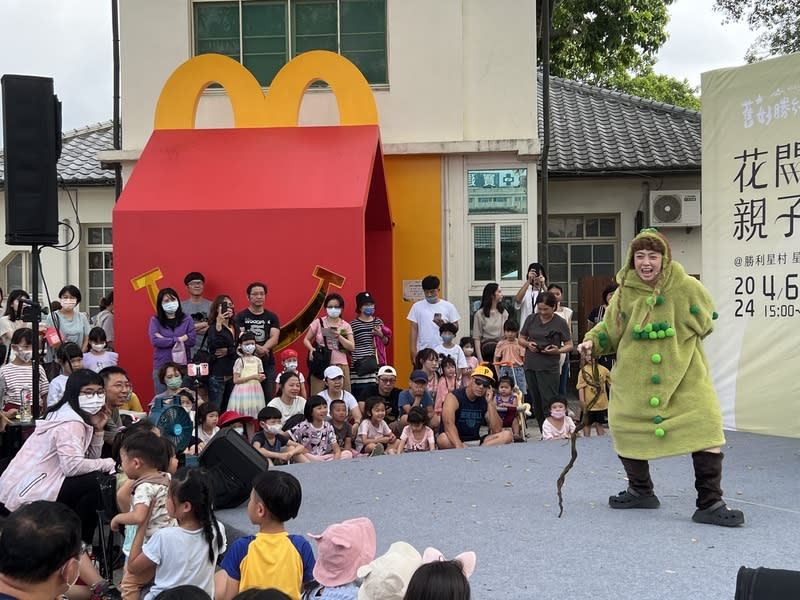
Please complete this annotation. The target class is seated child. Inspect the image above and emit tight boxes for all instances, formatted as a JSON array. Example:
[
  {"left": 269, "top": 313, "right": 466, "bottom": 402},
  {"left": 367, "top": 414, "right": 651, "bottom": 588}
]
[
  {"left": 405, "top": 547, "right": 476, "bottom": 600},
  {"left": 217, "top": 471, "right": 315, "bottom": 600},
  {"left": 290, "top": 395, "right": 353, "bottom": 462},
  {"left": 110, "top": 431, "right": 176, "bottom": 600},
  {"left": 356, "top": 397, "right": 396, "bottom": 456},
  {"left": 127, "top": 467, "right": 226, "bottom": 600},
  {"left": 459, "top": 337, "right": 479, "bottom": 388},
  {"left": 46, "top": 342, "right": 84, "bottom": 407},
  {"left": 395, "top": 406, "right": 435, "bottom": 453},
  {"left": 434, "top": 356, "right": 459, "bottom": 417},
  {"left": 274, "top": 348, "right": 308, "bottom": 400},
  {"left": 329, "top": 398, "right": 354, "bottom": 454},
  {"left": 576, "top": 355, "right": 611, "bottom": 437},
  {"left": 252, "top": 406, "right": 305, "bottom": 466},
  {"left": 83, "top": 326, "right": 119, "bottom": 373},
  {"left": 541, "top": 396, "right": 576, "bottom": 441},
  {"left": 494, "top": 376, "right": 523, "bottom": 442},
  {"left": 176, "top": 390, "right": 196, "bottom": 424},
  {"left": 493, "top": 320, "right": 527, "bottom": 395},
  {"left": 306, "top": 517, "right": 376, "bottom": 599},
  {"left": 193, "top": 402, "right": 220, "bottom": 447},
  {"left": 0, "top": 327, "right": 48, "bottom": 412}
]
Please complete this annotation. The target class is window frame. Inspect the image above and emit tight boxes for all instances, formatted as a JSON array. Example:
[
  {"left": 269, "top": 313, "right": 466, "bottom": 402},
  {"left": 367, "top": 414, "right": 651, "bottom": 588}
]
[
  {"left": 83, "top": 225, "right": 114, "bottom": 320},
  {"left": 191, "top": 0, "right": 389, "bottom": 88}
]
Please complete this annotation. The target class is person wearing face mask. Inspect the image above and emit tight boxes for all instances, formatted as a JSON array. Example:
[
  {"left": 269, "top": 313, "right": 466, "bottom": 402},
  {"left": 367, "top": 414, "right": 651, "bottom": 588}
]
[
  {"left": 150, "top": 362, "right": 192, "bottom": 408},
  {"left": 217, "top": 410, "right": 254, "bottom": 441},
  {"left": 227, "top": 332, "right": 266, "bottom": 421},
  {"left": 434, "top": 322, "right": 469, "bottom": 380},
  {"left": 0, "top": 289, "right": 31, "bottom": 363},
  {"left": 251, "top": 406, "right": 306, "bottom": 465},
  {"left": 273, "top": 348, "right": 308, "bottom": 400},
  {"left": 407, "top": 275, "right": 461, "bottom": 365},
  {"left": 349, "top": 291, "right": 390, "bottom": 401},
  {"left": 82, "top": 326, "right": 119, "bottom": 373},
  {"left": 303, "top": 293, "right": 355, "bottom": 395},
  {"left": 44, "top": 285, "right": 92, "bottom": 362},
  {"left": 0, "top": 369, "right": 118, "bottom": 593},
  {"left": 149, "top": 287, "right": 197, "bottom": 395},
  {"left": 0, "top": 327, "right": 49, "bottom": 414}
]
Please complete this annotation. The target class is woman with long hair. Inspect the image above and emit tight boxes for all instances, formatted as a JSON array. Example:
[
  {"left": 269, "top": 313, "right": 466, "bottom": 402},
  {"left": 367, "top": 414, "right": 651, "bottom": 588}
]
[
  {"left": 514, "top": 262, "right": 547, "bottom": 327},
  {"left": 472, "top": 282, "right": 507, "bottom": 364},
  {"left": 206, "top": 294, "right": 237, "bottom": 410},
  {"left": 0, "top": 289, "right": 31, "bottom": 361},
  {"left": 149, "top": 287, "right": 196, "bottom": 395}
]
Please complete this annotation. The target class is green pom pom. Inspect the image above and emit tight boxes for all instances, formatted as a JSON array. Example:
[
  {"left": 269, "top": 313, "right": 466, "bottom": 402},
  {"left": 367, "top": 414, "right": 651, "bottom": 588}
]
[
  {"left": 690, "top": 304, "right": 700, "bottom": 314},
  {"left": 657, "top": 330, "right": 666, "bottom": 339},
  {"left": 656, "top": 295, "right": 665, "bottom": 305},
  {"left": 648, "top": 331, "right": 658, "bottom": 340},
  {"left": 633, "top": 324, "right": 642, "bottom": 333},
  {"left": 632, "top": 332, "right": 640, "bottom": 340},
  {"left": 644, "top": 323, "right": 653, "bottom": 333},
  {"left": 653, "top": 415, "right": 663, "bottom": 424},
  {"left": 665, "top": 327, "right": 675, "bottom": 337},
  {"left": 651, "top": 353, "right": 662, "bottom": 364},
  {"left": 649, "top": 396, "right": 660, "bottom": 407},
  {"left": 661, "top": 321, "right": 670, "bottom": 330},
  {"left": 712, "top": 311, "right": 719, "bottom": 320},
  {"left": 654, "top": 427, "right": 666, "bottom": 438},
  {"left": 646, "top": 296, "right": 654, "bottom": 305},
  {"left": 651, "top": 374, "right": 661, "bottom": 384}
]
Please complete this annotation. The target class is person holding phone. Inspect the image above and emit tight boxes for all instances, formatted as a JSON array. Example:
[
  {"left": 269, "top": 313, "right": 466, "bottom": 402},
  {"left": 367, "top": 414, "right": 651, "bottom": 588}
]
[
  {"left": 518, "top": 291, "right": 573, "bottom": 433},
  {"left": 514, "top": 262, "right": 547, "bottom": 327},
  {"left": 206, "top": 295, "right": 237, "bottom": 410},
  {"left": 304, "top": 293, "right": 355, "bottom": 395},
  {"left": 407, "top": 275, "right": 460, "bottom": 364}
]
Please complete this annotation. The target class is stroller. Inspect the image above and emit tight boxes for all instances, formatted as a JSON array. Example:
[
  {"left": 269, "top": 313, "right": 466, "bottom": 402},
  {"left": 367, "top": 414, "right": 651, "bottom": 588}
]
[{"left": 493, "top": 361, "right": 531, "bottom": 440}]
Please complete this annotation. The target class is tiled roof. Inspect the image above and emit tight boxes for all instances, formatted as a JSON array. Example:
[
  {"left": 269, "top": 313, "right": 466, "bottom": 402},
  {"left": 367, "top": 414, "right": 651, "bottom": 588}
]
[
  {"left": 539, "top": 73, "right": 701, "bottom": 174},
  {"left": 0, "top": 121, "right": 115, "bottom": 185}
]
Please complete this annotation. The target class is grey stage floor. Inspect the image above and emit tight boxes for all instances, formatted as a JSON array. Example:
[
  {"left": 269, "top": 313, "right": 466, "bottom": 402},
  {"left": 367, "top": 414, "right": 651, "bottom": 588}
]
[{"left": 217, "top": 429, "right": 800, "bottom": 600}]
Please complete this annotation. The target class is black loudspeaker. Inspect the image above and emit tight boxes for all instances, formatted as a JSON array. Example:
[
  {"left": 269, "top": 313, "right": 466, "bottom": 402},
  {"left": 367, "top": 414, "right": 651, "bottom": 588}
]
[
  {"left": 1, "top": 74, "right": 61, "bottom": 246},
  {"left": 200, "top": 427, "right": 268, "bottom": 509}
]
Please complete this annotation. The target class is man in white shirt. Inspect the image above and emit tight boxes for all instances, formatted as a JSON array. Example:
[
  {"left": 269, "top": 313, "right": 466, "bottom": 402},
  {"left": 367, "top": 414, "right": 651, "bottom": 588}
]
[{"left": 406, "top": 275, "right": 460, "bottom": 364}]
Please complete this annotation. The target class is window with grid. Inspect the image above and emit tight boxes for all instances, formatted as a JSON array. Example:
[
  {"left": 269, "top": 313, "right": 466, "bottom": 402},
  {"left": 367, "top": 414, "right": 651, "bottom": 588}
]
[
  {"left": 544, "top": 215, "right": 619, "bottom": 317},
  {"left": 86, "top": 227, "right": 113, "bottom": 319},
  {"left": 193, "top": 0, "right": 388, "bottom": 86},
  {"left": 2, "top": 252, "right": 27, "bottom": 293}
]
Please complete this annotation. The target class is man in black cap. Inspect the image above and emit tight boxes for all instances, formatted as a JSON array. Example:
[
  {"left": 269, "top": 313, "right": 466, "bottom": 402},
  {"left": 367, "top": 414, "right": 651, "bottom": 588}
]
[{"left": 181, "top": 271, "right": 212, "bottom": 340}]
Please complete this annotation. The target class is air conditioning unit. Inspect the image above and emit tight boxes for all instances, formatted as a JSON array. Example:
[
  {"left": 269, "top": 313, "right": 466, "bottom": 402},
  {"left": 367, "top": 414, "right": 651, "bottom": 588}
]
[{"left": 649, "top": 190, "right": 701, "bottom": 227}]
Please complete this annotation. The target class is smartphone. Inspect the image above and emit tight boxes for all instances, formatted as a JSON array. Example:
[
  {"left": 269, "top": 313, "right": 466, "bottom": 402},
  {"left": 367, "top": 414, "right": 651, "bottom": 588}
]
[
  {"left": 433, "top": 313, "right": 442, "bottom": 321},
  {"left": 221, "top": 301, "right": 229, "bottom": 313}
]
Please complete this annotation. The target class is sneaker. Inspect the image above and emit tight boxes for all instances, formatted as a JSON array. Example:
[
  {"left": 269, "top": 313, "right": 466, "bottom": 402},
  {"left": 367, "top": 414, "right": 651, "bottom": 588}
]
[
  {"left": 608, "top": 489, "right": 661, "bottom": 509},
  {"left": 692, "top": 501, "right": 744, "bottom": 527},
  {"left": 370, "top": 443, "right": 385, "bottom": 457},
  {"left": 90, "top": 580, "right": 122, "bottom": 600}
]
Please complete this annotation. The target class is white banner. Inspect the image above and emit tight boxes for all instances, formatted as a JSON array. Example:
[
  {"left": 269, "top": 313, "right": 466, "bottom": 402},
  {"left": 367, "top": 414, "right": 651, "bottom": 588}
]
[{"left": 702, "top": 53, "right": 800, "bottom": 438}]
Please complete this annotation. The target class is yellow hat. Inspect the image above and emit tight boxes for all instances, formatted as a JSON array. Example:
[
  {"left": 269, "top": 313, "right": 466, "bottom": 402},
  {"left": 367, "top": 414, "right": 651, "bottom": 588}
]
[{"left": 471, "top": 365, "right": 495, "bottom": 382}]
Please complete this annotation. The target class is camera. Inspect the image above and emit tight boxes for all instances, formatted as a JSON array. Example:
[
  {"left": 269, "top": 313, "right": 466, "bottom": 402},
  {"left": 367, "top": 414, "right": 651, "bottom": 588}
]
[
  {"left": 20, "top": 299, "right": 49, "bottom": 323},
  {"left": 187, "top": 363, "right": 209, "bottom": 377}
]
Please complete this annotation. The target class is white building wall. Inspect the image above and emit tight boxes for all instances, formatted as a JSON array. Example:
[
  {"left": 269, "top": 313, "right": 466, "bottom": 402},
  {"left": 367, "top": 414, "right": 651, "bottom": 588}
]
[{"left": 118, "top": 0, "right": 537, "bottom": 153}]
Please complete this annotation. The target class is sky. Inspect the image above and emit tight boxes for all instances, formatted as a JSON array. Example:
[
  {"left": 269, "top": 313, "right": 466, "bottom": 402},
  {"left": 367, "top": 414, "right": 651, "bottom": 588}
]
[{"left": 0, "top": 0, "right": 762, "bottom": 146}]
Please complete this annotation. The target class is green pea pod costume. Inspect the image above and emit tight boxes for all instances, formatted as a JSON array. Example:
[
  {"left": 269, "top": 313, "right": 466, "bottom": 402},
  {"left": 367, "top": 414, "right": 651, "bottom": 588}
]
[{"left": 584, "top": 229, "right": 725, "bottom": 460}]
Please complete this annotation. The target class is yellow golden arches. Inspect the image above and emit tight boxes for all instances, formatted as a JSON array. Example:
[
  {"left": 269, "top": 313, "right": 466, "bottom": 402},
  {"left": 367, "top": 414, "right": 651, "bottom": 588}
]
[{"left": 154, "top": 50, "right": 378, "bottom": 130}]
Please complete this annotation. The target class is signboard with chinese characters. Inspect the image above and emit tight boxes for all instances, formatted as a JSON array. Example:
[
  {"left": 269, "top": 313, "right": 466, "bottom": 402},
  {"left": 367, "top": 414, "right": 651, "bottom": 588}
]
[{"left": 702, "top": 54, "right": 800, "bottom": 438}]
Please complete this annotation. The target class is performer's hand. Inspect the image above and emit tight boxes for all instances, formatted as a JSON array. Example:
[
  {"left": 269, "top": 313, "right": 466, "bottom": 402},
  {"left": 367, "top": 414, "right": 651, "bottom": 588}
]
[{"left": 577, "top": 340, "right": 593, "bottom": 358}]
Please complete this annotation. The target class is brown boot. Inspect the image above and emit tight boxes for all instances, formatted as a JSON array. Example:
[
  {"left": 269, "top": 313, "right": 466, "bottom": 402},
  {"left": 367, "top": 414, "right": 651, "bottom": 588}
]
[
  {"left": 691, "top": 451, "right": 744, "bottom": 527},
  {"left": 609, "top": 456, "right": 660, "bottom": 509}
]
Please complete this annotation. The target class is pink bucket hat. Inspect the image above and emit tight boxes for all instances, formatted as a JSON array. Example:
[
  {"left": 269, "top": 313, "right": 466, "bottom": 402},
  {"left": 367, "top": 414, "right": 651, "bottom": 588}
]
[{"left": 309, "top": 517, "right": 376, "bottom": 588}]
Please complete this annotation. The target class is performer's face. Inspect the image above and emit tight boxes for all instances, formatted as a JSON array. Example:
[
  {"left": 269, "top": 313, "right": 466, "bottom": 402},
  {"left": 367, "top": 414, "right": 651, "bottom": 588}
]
[{"left": 634, "top": 250, "right": 663, "bottom": 286}]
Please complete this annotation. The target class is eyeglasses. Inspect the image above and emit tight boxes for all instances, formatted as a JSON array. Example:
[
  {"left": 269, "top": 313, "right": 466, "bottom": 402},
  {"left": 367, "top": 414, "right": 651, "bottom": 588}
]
[
  {"left": 80, "top": 389, "right": 106, "bottom": 397},
  {"left": 109, "top": 382, "right": 132, "bottom": 390},
  {"left": 378, "top": 377, "right": 396, "bottom": 384},
  {"left": 473, "top": 378, "right": 493, "bottom": 388}
]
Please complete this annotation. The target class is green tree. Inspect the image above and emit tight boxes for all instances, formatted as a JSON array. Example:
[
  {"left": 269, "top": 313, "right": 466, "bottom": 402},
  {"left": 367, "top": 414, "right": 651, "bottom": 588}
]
[
  {"left": 542, "top": 0, "right": 675, "bottom": 85},
  {"left": 608, "top": 67, "right": 700, "bottom": 111},
  {"left": 713, "top": 0, "right": 799, "bottom": 62}
]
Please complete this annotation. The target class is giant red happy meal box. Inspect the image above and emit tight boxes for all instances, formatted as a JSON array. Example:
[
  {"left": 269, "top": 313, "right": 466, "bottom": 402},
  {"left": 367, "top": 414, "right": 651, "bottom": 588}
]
[{"left": 113, "top": 52, "right": 393, "bottom": 403}]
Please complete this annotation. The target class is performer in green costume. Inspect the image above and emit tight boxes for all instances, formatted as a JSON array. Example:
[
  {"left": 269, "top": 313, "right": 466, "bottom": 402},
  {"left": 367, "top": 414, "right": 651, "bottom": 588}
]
[{"left": 578, "top": 229, "right": 744, "bottom": 527}]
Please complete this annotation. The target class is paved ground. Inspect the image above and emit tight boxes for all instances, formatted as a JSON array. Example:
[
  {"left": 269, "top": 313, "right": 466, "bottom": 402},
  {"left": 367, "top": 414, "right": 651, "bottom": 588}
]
[{"left": 217, "top": 428, "right": 800, "bottom": 600}]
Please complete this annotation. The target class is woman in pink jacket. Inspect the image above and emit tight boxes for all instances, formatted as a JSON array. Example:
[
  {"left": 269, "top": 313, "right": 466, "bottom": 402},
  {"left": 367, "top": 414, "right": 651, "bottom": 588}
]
[{"left": 0, "top": 369, "right": 116, "bottom": 544}]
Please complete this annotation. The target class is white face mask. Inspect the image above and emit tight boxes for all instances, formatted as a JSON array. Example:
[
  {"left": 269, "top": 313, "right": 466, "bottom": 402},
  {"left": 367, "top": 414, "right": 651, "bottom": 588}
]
[
  {"left": 91, "top": 343, "right": 106, "bottom": 352},
  {"left": 162, "top": 301, "right": 179, "bottom": 314},
  {"left": 15, "top": 348, "right": 32, "bottom": 362},
  {"left": 79, "top": 393, "right": 106, "bottom": 415},
  {"left": 266, "top": 424, "right": 283, "bottom": 435},
  {"left": 326, "top": 307, "right": 342, "bottom": 318},
  {"left": 284, "top": 360, "right": 298, "bottom": 370},
  {"left": 232, "top": 426, "right": 245, "bottom": 436},
  {"left": 242, "top": 344, "right": 256, "bottom": 354}
]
